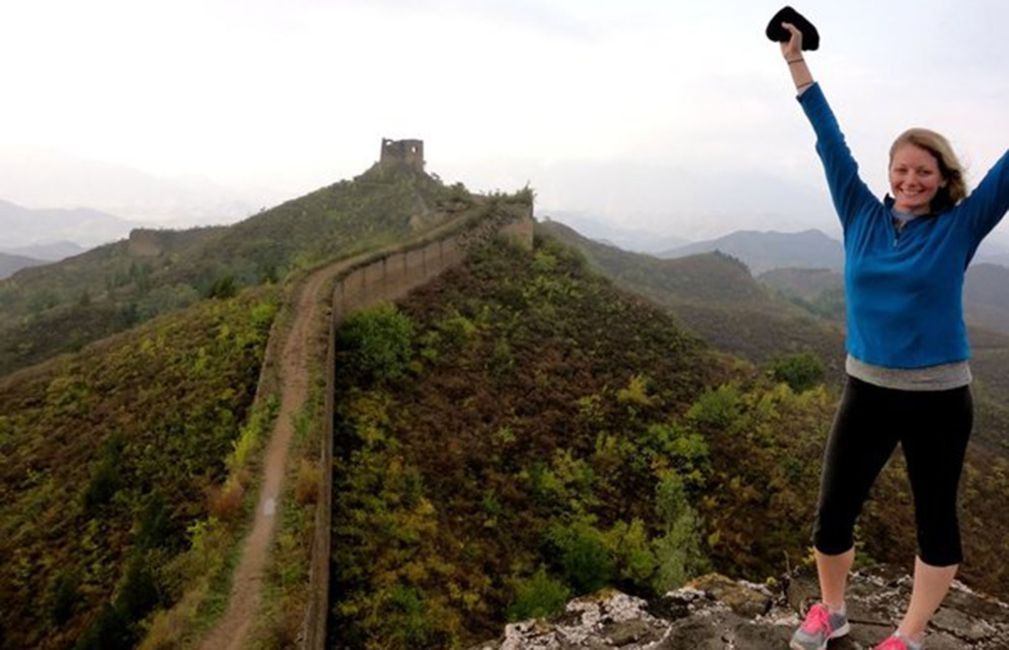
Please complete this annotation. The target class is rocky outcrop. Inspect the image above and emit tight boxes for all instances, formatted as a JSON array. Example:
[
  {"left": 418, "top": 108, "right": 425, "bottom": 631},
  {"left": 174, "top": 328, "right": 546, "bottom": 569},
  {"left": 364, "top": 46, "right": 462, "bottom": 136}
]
[{"left": 473, "top": 565, "right": 1009, "bottom": 649}]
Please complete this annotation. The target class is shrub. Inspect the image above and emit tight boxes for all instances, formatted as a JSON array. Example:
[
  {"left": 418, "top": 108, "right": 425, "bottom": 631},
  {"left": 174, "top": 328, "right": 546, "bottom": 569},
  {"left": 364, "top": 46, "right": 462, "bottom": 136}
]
[
  {"left": 768, "top": 351, "right": 825, "bottom": 392},
  {"left": 336, "top": 303, "right": 415, "bottom": 385},
  {"left": 546, "top": 519, "right": 613, "bottom": 594},
  {"left": 605, "top": 519, "right": 657, "bottom": 585},
  {"left": 118, "top": 553, "right": 161, "bottom": 621},
  {"left": 651, "top": 471, "right": 709, "bottom": 592},
  {"left": 294, "top": 459, "right": 321, "bottom": 505},
  {"left": 384, "top": 585, "right": 433, "bottom": 648},
  {"left": 83, "top": 434, "right": 126, "bottom": 513},
  {"left": 686, "top": 384, "right": 742, "bottom": 429},
  {"left": 639, "top": 422, "right": 710, "bottom": 487},
  {"left": 506, "top": 568, "right": 571, "bottom": 621},
  {"left": 75, "top": 603, "right": 132, "bottom": 650},
  {"left": 204, "top": 275, "right": 237, "bottom": 300},
  {"left": 135, "top": 491, "right": 172, "bottom": 550},
  {"left": 47, "top": 570, "right": 80, "bottom": 625},
  {"left": 207, "top": 477, "right": 245, "bottom": 521},
  {"left": 617, "top": 374, "right": 654, "bottom": 407}
]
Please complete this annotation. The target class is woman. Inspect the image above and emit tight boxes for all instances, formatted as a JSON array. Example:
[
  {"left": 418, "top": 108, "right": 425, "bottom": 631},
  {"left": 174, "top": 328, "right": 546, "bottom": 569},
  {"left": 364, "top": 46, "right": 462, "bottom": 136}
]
[{"left": 778, "top": 21, "right": 1009, "bottom": 650}]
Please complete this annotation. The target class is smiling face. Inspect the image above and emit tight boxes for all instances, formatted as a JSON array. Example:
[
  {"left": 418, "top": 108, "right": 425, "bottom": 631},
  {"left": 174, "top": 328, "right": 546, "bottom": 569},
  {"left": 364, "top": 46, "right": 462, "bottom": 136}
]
[{"left": 889, "top": 143, "right": 947, "bottom": 215}]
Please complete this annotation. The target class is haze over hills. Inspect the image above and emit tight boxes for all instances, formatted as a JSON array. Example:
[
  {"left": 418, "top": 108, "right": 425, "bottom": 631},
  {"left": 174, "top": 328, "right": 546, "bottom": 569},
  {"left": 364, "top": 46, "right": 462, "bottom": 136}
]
[
  {"left": 0, "top": 251, "right": 46, "bottom": 279},
  {"left": 0, "top": 199, "right": 141, "bottom": 249},
  {"left": 540, "top": 211, "right": 690, "bottom": 254},
  {"left": 658, "top": 228, "right": 845, "bottom": 274},
  {"left": 573, "top": 219, "right": 1009, "bottom": 274},
  {"left": 1, "top": 241, "right": 87, "bottom": 261},
  {"left": 0, "top": 146, "right": 276, "bottom": 227}
]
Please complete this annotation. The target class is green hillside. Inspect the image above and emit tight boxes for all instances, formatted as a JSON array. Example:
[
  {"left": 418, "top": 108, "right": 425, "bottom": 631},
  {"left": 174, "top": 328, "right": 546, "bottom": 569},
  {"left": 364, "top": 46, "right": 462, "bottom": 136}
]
[
  {"left": 537, "top": 220, "right": 847, "bottom": 377},
  {"left": 329, "top": 233, "right": 1009, "bottom": 648},
  {"left": 0, "top": 286, "right": 278, "bottom": 650},
  {"left": 327, "top": 236, "right": 859, "bottom": 647},
  {"left": 758, "top": 266, "right": 846, "bottom": 321},
  {"left": 331, "top": 236, "right": 729, "bottom": 647},
  {"left": 0, "top": 163, "right": 465, "bottom": 377}
]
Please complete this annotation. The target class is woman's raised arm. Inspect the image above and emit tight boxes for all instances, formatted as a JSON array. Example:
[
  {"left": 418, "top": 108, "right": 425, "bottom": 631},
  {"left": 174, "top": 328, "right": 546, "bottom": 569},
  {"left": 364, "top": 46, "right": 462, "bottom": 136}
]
[
  {"left": 781, "top": 22, "right": 814, "bottom": 95},
  {"left": 779, "top": 22, "right": 877, "bottom": 230}
]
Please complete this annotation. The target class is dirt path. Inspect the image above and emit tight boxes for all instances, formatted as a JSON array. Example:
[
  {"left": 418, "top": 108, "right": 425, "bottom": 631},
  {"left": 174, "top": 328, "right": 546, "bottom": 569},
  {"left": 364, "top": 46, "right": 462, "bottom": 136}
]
[
  {"left": 198, "top": 263, "right": 336, "bottom": 650},
  {"left": 198, "top": 217, "right": 473, "bottom": 649}
]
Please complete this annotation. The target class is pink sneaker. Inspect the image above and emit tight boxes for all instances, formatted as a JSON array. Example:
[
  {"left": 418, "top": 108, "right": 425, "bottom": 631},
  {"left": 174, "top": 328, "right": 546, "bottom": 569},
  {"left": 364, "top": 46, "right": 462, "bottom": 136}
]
[
  {"left": 874, "top": 632, "right": 923, "bottom": 650},
  {"left": 790, "top": 603, "right": 850, "bottom": 650}
]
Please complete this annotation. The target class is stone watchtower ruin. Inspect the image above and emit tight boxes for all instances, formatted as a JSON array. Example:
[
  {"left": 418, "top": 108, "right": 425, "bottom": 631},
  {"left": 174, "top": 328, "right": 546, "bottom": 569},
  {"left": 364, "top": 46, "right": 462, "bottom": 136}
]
[{"left": 380, "top": 138, "right": 425, "bottom": 172}]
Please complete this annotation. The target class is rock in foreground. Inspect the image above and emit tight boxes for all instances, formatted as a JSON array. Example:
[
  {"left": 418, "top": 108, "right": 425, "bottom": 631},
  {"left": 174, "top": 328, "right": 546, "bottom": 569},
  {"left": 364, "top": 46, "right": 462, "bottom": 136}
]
[{"left": 473, "top": 565, "right": 1009, "bottom": 649}]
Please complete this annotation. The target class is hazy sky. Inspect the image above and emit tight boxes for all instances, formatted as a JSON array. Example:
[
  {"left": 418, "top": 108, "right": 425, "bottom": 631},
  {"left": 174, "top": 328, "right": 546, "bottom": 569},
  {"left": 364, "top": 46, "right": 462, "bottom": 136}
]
[{"left": 4, "top": 0, "right": 1009, "bottom": 241}]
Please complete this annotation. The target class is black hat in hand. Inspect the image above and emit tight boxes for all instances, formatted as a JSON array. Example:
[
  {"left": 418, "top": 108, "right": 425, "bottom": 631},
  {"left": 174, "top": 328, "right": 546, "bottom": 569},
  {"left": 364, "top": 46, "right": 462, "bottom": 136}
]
[{"left": 766, "top": 6, "right": 819, "bottom": 50}]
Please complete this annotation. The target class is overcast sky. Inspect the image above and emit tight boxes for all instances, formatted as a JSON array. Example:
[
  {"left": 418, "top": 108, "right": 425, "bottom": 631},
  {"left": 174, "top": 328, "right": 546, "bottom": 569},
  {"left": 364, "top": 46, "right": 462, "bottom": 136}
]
[{"left": 4, "top": 0, "right": 1009, "bottom": 242}]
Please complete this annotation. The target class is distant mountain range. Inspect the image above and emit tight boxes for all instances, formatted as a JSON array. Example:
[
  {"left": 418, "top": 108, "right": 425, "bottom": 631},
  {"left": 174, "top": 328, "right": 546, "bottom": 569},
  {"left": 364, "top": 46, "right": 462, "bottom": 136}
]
[
  {"left": 0, "top": 252, "right": 46, "bottom": 279},
  {"left": 540, "top": 211, "right": 690, "bottom": 255},
  {"left": 0, "top": 199, "right": 141, "bottom": 249},
  {"left": 659, "top": 229, "right": 845, "bottom": 274},
  {"left": 0, "top": 241, "right": 89, "bottom": 279},
  {"left": 2, "top": 240, "right": 87, "bottom": 261},
  {"left": 0, "top": 146, "right": 273, "bottom": 226},
  {"left": 554, "top": 213, "right": 1005, "bottom": 273}
]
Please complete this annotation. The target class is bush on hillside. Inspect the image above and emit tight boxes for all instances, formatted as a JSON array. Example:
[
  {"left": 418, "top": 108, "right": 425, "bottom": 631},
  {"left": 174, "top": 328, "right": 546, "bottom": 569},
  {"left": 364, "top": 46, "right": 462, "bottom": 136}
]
[
  {"left": 768, "top": 351, "right": 825, "bottom": 392},
  {"left": 506, "top": 568, "right": 570, "bottom": 621},
  {"left": 336, "top": 303, "right": 415, "bottom": 385}
]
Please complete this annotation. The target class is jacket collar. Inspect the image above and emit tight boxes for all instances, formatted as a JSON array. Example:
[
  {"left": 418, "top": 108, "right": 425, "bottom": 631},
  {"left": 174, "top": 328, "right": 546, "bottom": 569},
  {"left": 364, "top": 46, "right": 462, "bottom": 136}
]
[{"left": 883, "top": 194, "right": 941, "bottom": 220}]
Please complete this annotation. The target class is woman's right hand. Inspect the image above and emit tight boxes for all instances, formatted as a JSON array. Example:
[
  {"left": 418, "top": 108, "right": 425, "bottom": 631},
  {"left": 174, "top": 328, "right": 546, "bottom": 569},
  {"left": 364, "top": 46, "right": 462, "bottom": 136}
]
[
  {"left": 780, "top": 22, "right": 803, "bottom": 60},
  {"left": 779, "top": 21, "right": 813, "bottom": 93}
]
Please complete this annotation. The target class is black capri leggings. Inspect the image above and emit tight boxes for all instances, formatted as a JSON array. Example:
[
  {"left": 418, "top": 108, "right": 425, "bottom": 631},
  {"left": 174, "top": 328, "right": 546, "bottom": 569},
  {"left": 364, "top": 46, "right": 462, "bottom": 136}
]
[{"left": 813, "top": 375, "right": 973, "bottom": 567}]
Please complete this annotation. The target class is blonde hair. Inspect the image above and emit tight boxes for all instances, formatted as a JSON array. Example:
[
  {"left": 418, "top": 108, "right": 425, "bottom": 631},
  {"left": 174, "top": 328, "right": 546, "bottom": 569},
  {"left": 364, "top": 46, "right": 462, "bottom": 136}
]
[{"left": 889, "top": 128, "right": 967, "bottom": 213}]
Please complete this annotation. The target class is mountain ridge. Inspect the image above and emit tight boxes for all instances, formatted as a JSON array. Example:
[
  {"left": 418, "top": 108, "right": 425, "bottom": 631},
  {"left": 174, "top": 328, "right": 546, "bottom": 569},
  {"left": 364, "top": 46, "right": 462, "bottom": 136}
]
[
  {"left": 0, "top": 198, "right": 141, "bottom": 249},
  {"left": 659, "top": 228, "right": 845, "bottom": 274},
  {"left": 0, "top": 251, "right": 45, "bottom": 279}
]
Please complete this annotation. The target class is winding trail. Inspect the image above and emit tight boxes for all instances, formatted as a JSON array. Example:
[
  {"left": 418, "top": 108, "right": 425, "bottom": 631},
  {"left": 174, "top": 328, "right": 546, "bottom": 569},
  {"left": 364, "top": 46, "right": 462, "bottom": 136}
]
[
  {"left": 198, "top": 261, "right": 335, "bottom": 650},
  {"left": 197, "top": 215, "right": 478, "bottom": 649}
]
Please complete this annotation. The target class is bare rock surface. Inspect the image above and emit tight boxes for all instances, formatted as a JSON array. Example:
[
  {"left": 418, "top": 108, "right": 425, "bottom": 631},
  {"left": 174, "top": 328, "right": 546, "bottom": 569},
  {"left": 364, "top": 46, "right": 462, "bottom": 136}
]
[{"left": 473, "top": 564, "right": 1009, "bottom": 649}]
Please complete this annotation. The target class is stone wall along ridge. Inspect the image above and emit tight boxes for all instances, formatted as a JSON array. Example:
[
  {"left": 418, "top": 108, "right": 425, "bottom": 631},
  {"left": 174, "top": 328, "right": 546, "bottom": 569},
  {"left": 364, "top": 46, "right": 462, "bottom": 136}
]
[{"left": 302, "top": 198, "right": 533, "bottom": 649}]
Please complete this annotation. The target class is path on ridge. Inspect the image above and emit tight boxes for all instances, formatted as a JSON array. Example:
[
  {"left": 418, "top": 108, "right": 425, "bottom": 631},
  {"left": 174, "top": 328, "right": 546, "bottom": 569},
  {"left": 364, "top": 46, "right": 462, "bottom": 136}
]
[
  {"left": 198, "top": 259, "right": 334, "bottom": 650},
  {"left": 199, "top": 217, "right": 471, "bottom": 650}
]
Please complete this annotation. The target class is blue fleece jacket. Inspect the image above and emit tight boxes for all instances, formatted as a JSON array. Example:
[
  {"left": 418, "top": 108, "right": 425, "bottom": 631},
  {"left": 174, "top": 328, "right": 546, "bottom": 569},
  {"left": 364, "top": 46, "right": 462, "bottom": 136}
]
[{"left": 798, "top": 82, "right": 1009, "bottom": 368}]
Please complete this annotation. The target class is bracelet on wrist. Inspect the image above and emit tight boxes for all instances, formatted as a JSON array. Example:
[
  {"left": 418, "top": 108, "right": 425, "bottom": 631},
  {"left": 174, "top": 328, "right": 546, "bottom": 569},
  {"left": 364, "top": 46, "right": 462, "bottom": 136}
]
[{"left": 787, "top": 58, "right": 804, "bottom": 64}]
